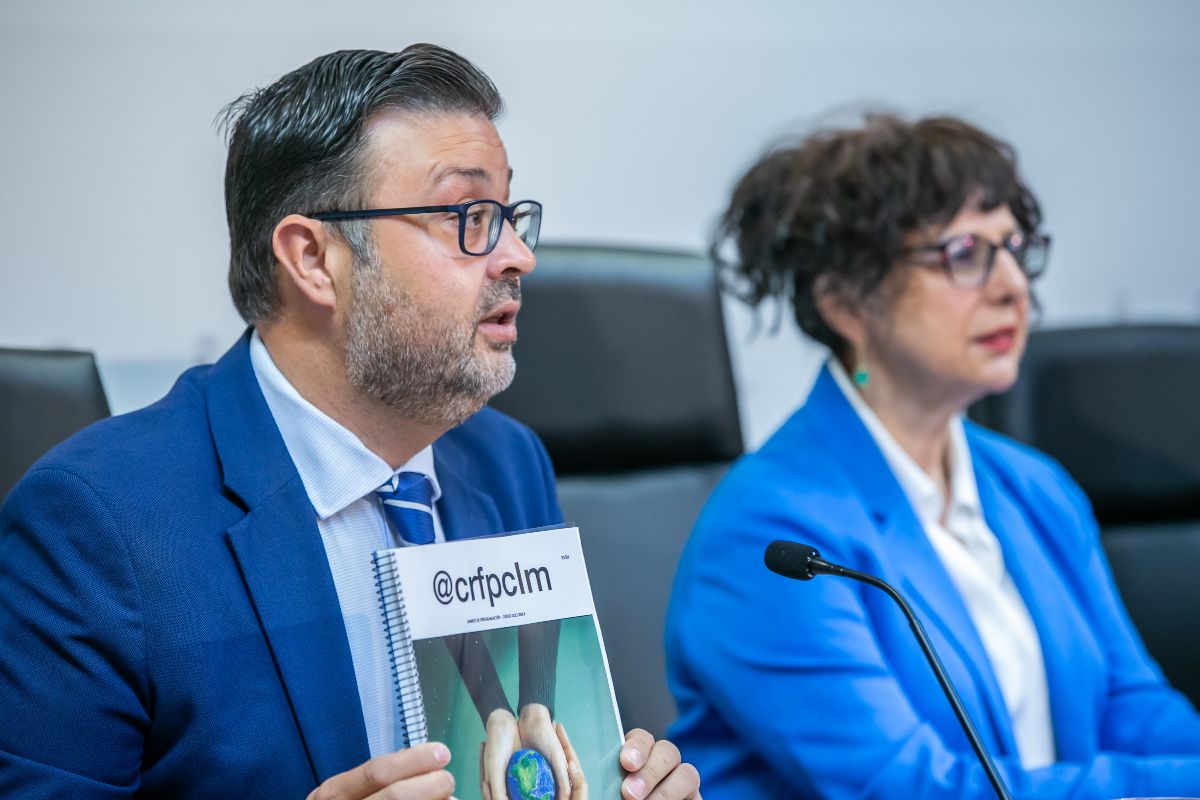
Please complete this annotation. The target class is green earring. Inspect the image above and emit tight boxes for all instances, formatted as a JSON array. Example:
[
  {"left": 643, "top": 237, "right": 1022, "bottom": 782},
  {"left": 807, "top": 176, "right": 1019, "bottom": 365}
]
[{"left": 853, "top": 366, "right": 869, "bottom": 387}]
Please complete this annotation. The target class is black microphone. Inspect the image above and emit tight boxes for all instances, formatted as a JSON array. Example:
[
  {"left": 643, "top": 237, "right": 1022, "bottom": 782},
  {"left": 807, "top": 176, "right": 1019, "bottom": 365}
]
[{"left": 765, "top": 540, "right": 1014, "bottom": 800}]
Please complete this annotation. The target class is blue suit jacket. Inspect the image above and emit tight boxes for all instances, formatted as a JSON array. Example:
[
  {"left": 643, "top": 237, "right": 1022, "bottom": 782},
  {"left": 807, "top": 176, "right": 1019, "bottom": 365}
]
[
  {"left": 666, "top": 366, "right": 1200, "bottom": 799},
  {"left": 0, "top": 332, "right": 562, "bottom": 799}
]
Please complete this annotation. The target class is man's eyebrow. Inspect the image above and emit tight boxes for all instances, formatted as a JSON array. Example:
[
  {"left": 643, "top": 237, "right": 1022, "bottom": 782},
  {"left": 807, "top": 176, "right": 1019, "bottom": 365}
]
[
  {"left": 429, "top": 166, "right": 515, "bottom": 188},
  {"left": 431, "top": 166, "right": 489, "bottom": 186}
]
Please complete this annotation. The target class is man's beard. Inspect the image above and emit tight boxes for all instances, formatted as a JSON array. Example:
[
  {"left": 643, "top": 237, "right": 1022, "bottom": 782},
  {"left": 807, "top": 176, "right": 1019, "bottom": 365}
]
[{"left": 344, "top": 259, "right": 520, "bottom": 429}]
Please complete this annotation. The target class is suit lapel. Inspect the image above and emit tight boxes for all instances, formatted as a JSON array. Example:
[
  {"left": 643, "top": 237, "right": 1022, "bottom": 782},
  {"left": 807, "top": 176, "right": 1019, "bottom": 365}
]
[
  {"left": 882, "top": 513, "right": 1019, "bottom": 757},
  {"left": 807, "top": 368, "right": 1017, "bottom": 755},
  {"left": 224, "top": 487, "right": 370, "bottom": 781},
  {"left": 972, "top": 445, "right": 1096, "bottom": 761},
  {"left": 207, "top": 332, "right": 370, "bottom": 781},
  {"left": 434, "top": 431, "right": 503, "bottom": 541}
]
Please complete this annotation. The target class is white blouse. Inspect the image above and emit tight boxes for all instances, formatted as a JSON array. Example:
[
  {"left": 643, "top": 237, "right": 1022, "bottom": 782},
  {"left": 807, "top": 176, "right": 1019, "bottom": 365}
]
[{"left": 829, "top": 359, "right": 1057, "bottom": 770}]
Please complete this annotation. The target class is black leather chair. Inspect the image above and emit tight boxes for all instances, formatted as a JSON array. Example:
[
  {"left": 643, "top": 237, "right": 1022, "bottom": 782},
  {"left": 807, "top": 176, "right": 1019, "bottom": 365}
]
[
  {"left": 490, "top": 243, "right": 743, "bottom": 737},
  {"left": 0, "top": 348, "right": 111, "bottom": 501},
  {"left": 971, "top": 324, "right": 1200, "bottom": 706}
]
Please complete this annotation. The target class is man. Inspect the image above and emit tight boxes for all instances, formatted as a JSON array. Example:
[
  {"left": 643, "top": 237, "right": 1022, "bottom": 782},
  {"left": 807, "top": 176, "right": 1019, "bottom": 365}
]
[{"left": 0, "top": 45, "right": 701, "bottom": 800}]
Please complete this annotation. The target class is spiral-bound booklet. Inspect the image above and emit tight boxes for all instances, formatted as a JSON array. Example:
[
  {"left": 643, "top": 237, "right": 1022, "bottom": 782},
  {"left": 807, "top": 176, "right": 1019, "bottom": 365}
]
[{"left": 372, "top": 525, "right": 624, "bottom": 799}]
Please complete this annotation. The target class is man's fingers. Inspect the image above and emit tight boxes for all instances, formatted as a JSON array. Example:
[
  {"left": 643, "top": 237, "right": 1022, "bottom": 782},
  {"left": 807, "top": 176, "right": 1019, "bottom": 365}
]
[
  {"left": 621, "top": 736, "right": 677, "bottom": 800},
  {"left": 621, "top": 738, "right": 699, "bottom": 800},
  {"left": 308, "top": 743, "right": 452, "bottom": 800},
  {"left": 363, "top": 768, "right": 457, "bottom": 800},
  {"left": 620, "top": 728, "right": 655, "bottom": 772},
  {"left": 641, "top": 761, "right": 700, "bottom": 800}
]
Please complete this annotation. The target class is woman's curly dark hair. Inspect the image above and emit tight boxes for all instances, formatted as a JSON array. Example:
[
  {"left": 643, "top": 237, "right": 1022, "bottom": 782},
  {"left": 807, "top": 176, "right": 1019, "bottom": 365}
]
[{"left": 712, "top": 113, "right": 1043, "bottom": 355}]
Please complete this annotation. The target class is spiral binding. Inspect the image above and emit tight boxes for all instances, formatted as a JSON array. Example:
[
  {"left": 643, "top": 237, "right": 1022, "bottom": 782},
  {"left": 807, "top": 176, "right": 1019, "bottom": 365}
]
[{"left": 372, "top": 550, "right": 429, "bottom": 747}]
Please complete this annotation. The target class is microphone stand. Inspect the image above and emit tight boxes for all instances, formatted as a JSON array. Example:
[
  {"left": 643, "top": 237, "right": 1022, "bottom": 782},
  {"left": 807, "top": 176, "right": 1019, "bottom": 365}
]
[{"left": 766, "top": 543, "right": 1014, "bottom": 800}]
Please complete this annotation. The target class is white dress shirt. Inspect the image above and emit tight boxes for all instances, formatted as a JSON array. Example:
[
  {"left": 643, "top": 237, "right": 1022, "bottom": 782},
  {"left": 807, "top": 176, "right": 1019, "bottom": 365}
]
[
  {"left": 829, "top": 359, "right": 1057, "bottom": 769},
  {"left": 249, "top": 330, "right": 444, "bottom": 757}
]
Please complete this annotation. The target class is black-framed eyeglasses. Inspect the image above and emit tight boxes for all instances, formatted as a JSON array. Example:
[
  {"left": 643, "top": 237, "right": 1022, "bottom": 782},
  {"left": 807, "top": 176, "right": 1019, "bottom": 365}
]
[
  {"left": 904, "top": 231, "right": 1051, "bottom": 289},
  {"left": 312, "top": 199, "right": 542, "bottom": 257}
]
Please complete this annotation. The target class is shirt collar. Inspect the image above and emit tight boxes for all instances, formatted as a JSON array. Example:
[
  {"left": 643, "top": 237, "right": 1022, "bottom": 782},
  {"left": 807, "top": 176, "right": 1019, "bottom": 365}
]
[
  {"left": 248, "top": 330, "right": 442, "bottom": 520},
  {"left": 945, "top": 411, "right": 982, "bottom": 518},
  {"left": 827, "top": 358, "right": 981, "bottom": 524}
]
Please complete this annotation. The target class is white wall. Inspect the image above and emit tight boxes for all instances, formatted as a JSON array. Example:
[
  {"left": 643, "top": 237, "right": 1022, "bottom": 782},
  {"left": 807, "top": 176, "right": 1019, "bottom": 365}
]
[{"left": 3, "top": 1, "right": 1199, "bottom": 445}]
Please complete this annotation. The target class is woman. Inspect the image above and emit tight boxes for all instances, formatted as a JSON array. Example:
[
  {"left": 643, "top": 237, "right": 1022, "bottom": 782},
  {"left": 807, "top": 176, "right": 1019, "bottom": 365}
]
[{"left": 665, "top": 114, "right": 1200, "bottom": 798}]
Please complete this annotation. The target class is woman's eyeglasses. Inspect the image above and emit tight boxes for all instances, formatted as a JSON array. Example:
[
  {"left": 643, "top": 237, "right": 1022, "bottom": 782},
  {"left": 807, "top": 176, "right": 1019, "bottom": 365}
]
[{"left": 904, "top": 231, "right": 1051, "bottom": 289}]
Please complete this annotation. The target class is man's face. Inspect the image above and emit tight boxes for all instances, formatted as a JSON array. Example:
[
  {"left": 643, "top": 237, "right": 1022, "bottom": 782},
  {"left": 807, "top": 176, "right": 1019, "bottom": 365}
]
[{"left": 342, "top": 112, "right": 536, "bottom": 428}]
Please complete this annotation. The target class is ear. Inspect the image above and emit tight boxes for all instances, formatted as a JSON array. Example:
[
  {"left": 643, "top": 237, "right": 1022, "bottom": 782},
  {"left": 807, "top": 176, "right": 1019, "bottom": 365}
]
[
  {"left": 813, "top": 275, "right": 867, "bottom": 350},
  {"left": 271, "top": 214, "right": 348, "bottom": 312}
]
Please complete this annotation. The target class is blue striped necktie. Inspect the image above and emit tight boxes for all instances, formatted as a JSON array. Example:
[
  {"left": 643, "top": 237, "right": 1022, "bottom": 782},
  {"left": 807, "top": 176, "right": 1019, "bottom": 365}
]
[{"left": 375, "top": 472, "right": 436, "bottom": 546}]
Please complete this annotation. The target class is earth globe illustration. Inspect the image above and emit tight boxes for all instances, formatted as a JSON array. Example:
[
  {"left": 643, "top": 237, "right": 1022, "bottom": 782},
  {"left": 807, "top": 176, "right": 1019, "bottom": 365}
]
[{"left": 506, "top": 748, "right": 556, "bottom": 799}]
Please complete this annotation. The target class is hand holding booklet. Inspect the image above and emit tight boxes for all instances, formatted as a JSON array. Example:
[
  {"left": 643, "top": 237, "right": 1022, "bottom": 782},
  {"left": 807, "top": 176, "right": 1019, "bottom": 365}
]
[{"left": 372, "top": 525, "right": 624, "bottom": 799}]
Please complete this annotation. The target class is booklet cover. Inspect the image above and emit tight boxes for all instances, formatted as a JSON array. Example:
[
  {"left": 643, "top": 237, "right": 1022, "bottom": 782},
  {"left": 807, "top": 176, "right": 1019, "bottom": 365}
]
[{"left": 373, "top": 525, "right": 624, "bottom": 799}]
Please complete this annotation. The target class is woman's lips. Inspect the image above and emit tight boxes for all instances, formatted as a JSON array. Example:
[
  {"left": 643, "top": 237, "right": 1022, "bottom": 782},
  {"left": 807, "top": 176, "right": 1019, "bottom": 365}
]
[{"left": 975, "top": 326, "right": 1017, "bottom": 353}]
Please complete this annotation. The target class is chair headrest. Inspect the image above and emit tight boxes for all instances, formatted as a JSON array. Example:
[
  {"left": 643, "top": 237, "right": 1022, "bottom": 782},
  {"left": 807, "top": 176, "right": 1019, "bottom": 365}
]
[
  {"left": 970, "top": 324, "right": 1200, "bottom": 524},
  {"left": 0, "top": 347, "right": 111, "bottom": 499},
  {"left": 490, "top": 244, "right": 743, "bottom": 475}
]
